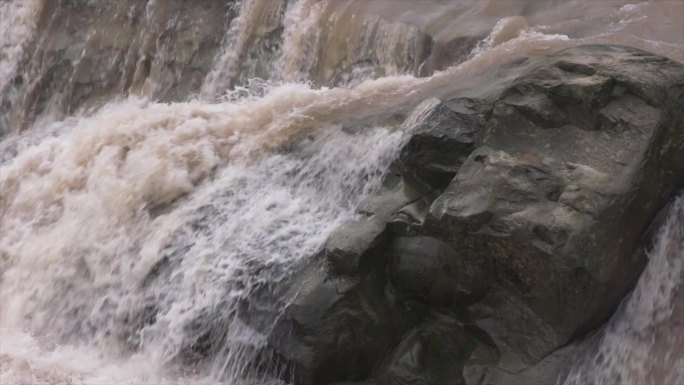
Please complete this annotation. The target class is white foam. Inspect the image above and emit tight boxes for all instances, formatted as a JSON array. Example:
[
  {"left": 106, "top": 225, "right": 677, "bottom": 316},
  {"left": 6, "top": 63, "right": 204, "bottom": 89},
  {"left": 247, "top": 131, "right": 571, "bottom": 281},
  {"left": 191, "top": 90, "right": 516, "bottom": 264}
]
[{"left": 0, "top": 78, "right": 416, "bottom": 383}]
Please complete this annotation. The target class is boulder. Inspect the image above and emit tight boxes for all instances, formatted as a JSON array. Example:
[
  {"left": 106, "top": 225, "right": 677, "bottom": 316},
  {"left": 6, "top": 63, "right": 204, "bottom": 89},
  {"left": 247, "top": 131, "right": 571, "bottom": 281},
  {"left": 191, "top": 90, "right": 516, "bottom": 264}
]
[
  {"left": 427, "top": 45, "right": 684, "bottom": 373},
  {"left": 271, "top": 45, "right": 684, "bottom": 385}
]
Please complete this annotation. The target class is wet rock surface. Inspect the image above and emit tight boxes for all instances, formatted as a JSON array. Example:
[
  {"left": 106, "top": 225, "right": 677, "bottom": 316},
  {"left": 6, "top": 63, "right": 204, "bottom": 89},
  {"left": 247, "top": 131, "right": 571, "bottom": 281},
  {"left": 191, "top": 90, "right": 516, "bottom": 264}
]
[
  {"left": 397, "top": 98, "right": 481, "bottom": 197},
  {"left": 270, "top": 45, "right": 684, "bottom": 385}
]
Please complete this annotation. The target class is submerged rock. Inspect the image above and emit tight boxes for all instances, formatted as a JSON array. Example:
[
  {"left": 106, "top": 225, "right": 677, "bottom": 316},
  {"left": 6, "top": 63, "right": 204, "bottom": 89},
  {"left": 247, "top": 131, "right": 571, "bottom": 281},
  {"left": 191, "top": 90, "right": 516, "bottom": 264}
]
[{"left": 271, "top": 45, "right": 684, "bottom": 385}]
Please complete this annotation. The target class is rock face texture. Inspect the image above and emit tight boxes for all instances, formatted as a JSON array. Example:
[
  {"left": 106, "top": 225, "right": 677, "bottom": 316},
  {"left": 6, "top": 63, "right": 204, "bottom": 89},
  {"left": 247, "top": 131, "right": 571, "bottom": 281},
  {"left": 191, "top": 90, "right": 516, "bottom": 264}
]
[{"left": 269, "top": 45, "right": 684, "bottom": 385}]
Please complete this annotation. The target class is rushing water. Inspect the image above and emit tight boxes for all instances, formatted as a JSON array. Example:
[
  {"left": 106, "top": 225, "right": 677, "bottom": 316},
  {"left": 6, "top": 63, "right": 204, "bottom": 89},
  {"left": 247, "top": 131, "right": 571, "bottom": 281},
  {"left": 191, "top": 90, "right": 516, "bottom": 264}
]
[
  {"left": 562, "top": 195, "right": 684, "bottom": 385},
  {"left": 1, "top": 1, "right": 683, "bottom": 384}
]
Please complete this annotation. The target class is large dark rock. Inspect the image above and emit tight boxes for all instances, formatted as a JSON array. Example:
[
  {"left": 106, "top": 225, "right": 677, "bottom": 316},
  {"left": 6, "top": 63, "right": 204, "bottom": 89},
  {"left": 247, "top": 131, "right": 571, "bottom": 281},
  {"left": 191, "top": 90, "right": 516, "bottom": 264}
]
[
  {"left": 270, "top": 45, "right": 684, "bottom": 385},
  {"left": 428, "top": 45, "right": 684, "bottom": 375}
]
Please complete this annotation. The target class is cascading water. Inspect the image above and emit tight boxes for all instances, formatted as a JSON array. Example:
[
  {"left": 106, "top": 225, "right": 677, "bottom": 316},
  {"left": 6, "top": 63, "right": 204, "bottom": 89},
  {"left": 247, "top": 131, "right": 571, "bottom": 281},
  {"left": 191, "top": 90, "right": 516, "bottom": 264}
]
[
  {"left": 1, "top": 0, "right": 683, "bottom": 384},
  {"left": 0, "top": 93, "right": 410, "bottom": 384},
  {"left": 561, "top": 195, "right": 684, "bottom": 385}
]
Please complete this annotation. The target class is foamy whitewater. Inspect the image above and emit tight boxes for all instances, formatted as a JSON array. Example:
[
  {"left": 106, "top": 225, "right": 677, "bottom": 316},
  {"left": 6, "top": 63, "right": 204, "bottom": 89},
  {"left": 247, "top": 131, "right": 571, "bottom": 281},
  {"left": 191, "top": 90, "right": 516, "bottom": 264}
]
[{"left": 1, "top": 1, "right": 683, "bottom": 384}]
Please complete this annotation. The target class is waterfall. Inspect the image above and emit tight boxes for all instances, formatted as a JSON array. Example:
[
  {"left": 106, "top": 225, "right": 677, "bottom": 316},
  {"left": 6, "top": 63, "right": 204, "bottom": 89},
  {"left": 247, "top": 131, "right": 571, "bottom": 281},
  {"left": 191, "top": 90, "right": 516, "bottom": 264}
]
[
  {"left": 0, "top": 79, "right": 426, "bottom": 383},
  {"left": 1, "top": 0, "right": 683, "bottom": 384},
  {"left": 0, "top": 2, "right": 426, "bottom": 383},
  {"left": 0, "top": 0, "right": 42, "bottom": 95}
]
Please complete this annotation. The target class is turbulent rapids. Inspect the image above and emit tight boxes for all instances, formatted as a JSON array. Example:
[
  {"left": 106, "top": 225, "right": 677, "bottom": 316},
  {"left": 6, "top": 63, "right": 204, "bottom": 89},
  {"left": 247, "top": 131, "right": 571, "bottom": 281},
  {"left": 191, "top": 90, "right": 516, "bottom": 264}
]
[{"left": 1, "top": 1, "right": 683, "bottom": 385}]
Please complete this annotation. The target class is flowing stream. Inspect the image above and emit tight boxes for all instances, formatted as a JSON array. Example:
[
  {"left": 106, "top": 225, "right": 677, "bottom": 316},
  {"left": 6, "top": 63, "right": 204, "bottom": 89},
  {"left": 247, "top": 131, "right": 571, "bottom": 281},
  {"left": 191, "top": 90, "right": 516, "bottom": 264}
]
[{"left": 0, "top": 1, "right": 683, "bottom": 384}]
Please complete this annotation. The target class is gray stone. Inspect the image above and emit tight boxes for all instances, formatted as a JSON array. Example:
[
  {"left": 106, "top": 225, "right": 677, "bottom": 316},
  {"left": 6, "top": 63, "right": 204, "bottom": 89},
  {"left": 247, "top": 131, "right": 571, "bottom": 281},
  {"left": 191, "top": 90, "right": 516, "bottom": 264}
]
[
  {"left": 325, "top": 216, "right": 387, "bottom": 276},
  {"left": 271, "top": 45, "right": 684, "bottom": 385},
  {"left": 426, "top": 45, "right": 684, "bottom": 376}
]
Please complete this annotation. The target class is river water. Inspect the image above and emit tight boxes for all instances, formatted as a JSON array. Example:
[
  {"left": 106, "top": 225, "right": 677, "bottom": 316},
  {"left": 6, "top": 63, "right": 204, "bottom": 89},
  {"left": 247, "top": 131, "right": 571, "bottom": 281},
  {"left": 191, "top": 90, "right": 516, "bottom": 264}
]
[{"left": 0, "top": 1, "right": 682, "bottom": 384}]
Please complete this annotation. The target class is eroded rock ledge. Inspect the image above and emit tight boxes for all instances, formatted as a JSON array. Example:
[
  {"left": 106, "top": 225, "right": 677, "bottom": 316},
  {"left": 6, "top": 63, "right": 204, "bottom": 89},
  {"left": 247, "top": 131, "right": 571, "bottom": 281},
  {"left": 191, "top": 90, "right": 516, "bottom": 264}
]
[{"left": 269, "top": 45, "right": 684, "bottom": 385}]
